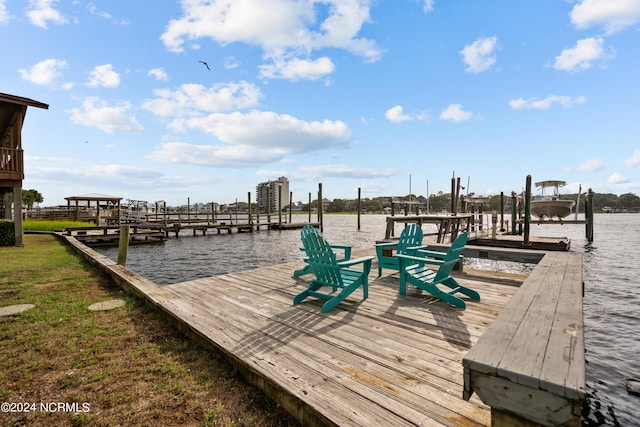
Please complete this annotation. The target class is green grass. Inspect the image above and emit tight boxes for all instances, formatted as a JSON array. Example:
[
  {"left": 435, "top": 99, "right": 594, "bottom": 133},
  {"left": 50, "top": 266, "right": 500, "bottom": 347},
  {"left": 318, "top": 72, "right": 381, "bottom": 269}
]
[
  {"left": 0, "top": 234, "right": 297, "bottom": 427},
  {"left": 22, "top": 219, "right": 94, "bottom": 232}
]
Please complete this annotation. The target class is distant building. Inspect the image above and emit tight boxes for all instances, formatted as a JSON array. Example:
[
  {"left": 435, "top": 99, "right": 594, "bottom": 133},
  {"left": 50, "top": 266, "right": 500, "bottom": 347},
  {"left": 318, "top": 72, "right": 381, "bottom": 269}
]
[{"left": 256, "top": 176, "right": 290, "bottom": 211}]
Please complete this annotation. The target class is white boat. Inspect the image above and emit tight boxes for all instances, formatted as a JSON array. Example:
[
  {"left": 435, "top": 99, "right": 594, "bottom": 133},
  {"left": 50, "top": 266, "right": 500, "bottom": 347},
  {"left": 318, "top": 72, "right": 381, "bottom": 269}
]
[{"left": 530, "top": 180, "right": 575, "bottom": 219}]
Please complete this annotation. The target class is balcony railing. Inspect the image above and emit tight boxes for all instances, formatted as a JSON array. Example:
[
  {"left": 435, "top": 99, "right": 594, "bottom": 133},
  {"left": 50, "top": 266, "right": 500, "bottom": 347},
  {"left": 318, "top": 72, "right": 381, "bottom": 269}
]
[{"left": 0, "top": 147, "right": 24, "bottom": 181}]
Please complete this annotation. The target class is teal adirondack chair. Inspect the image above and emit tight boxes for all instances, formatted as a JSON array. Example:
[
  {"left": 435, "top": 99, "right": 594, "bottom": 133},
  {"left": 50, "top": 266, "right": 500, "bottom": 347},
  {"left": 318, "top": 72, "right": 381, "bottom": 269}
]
[
  {"left": 293, "top": 225, "right": 352, "bottom": 277},
  {"left": 375, "top": 223, "right": 428, "bottom": 276},
  {"left": 396, "top": 231, "right": 480, "bottom": 309},
  {"left": 293, "top": 231, "right": 373, "bottom": 313}
]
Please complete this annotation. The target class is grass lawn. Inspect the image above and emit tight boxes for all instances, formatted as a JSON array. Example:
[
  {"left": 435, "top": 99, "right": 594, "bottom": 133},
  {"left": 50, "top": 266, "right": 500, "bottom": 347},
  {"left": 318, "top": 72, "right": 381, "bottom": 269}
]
[{"left": 0, "top": 234, "right": 297, "bottom": 426}]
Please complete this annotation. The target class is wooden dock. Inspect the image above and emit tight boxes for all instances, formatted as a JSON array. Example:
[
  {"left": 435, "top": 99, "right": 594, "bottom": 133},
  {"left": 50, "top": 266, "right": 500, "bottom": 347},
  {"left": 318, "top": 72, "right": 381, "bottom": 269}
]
[
  {"left": 64, "top": 221, "right": 319, "bottom": 246},
  {"left": 159, "top": 259, "right": 520, "bottom": 426},
  {"left": 64, "top": 233, "right": 523, "bottom": 426}
]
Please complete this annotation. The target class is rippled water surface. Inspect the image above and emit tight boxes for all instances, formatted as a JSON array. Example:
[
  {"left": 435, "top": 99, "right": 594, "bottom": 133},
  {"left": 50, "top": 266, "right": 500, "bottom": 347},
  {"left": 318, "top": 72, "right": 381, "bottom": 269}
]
[{"left": 97, "top": 213, "right": 640, "bottom": 425}]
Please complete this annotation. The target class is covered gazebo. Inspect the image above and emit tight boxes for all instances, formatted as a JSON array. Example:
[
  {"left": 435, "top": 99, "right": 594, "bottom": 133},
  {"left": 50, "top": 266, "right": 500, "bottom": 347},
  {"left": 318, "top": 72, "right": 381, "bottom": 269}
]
[
  {"left": 0, "top": 93, "right": 49, "bottom": 246},
  {"left": 65, "top": 193, "right": 123, "bottom": 225}
]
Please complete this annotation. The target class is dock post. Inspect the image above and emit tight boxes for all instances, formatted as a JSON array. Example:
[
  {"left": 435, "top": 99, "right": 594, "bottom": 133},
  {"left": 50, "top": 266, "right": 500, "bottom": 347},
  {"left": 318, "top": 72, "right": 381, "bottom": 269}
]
[
  {"left": 586, "top": 188, "right": 594, "bottom": 242},
  {"left": 318, "top": 183, "right": 323, "bottom": 232},
  {"left": 500, "top": 192, "right": 505, "bottom": 232},
  {"left": 289, "top": 191, "right": 293, "bottom": 224},
  {"left": 510, "top": 192, "right": 517, "bottom": 234},
  {"left": 278, "top": 185, "right": 282, "bottom": 226},
  {"left": 266, "top": 186, "right": 271, "bottom": 225},
  {"left": 117, "top": 225, "right": 130, "bottom": 266},
  {"left": 308, "top": 192, "right": 311, "bottom": 223},
  {"left": 523, "top": 175, "right": 532, "bottom": 246},
  {"left": 248, "top": 192, "right": 253, "bottom": 230},
  {"left": 390, "top": 199, "right": 395, "bottom": 237},
  {"left": 450, "top": 177, "right": 456, "bottom": 214},
  {"left": 357, "top": 187, "right": 361, "bottom": 230},
  {"left": 491, "top": 213, "right": 497, "bottom": 239}
]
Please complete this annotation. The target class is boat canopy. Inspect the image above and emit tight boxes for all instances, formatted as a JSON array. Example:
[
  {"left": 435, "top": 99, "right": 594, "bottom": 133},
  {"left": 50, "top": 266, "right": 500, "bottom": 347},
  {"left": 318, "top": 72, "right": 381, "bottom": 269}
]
[{"left": 534, "top": 180, "right": 566, "bottom": 188}]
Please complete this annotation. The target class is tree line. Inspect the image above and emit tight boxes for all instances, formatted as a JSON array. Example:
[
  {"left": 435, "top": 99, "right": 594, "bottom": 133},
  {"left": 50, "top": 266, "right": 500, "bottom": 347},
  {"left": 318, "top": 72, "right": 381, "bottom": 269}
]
[
  {"left": 319, "top": 192, "right": 640, "bottom": 214},
  {"left": 21, "top": 189, "right": 640, "bottom": 214}
]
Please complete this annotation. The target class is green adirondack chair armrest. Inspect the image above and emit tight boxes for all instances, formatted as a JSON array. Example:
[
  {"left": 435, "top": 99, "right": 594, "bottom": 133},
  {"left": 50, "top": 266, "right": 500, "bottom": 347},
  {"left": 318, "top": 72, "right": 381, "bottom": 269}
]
[
  {"left": 406, "top": 244, "right": 430, "bottom": 252},
  {"left": 374, "top": 242, "right": 398, "bottom": 249},
  {"left": 415, "top": 249, "right": 463, "bottom": 261},
  {"left": 331, "top": 244, "right": 352, "bottom": 260},
  {"left": 414, "top": 249, "right": 446, "bottom": 258},
  {"left": 396, "top": 253, "right": 443, "bottom": 265},
  {"left": 338, "top": 256, "right": 374, "bottom": 269}
]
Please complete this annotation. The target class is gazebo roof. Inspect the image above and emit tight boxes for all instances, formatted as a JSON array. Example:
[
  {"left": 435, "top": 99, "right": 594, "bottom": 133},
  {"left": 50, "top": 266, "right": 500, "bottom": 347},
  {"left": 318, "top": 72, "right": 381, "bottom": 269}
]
[{"left": 65, "top": 193, "right": 123, "bottom": 202}]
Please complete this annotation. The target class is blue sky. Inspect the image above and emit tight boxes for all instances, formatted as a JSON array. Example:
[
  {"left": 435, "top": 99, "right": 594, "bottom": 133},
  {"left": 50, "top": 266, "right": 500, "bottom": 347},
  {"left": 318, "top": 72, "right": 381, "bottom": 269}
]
[{"left": 2, "top": 0, "right": 639, "bottom": 206}]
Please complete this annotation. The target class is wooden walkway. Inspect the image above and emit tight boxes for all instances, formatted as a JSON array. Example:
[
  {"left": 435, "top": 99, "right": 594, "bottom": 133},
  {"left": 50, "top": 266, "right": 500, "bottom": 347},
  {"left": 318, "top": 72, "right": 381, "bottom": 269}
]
[{"left": 153, "top": 249, "right": 521, "bottom": 426}]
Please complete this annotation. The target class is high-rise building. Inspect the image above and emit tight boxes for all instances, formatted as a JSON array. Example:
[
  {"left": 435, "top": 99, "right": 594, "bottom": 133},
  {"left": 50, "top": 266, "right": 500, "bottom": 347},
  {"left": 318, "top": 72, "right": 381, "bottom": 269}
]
[{"left": 256, "top": 176, "right": 290, "bottom": 211}]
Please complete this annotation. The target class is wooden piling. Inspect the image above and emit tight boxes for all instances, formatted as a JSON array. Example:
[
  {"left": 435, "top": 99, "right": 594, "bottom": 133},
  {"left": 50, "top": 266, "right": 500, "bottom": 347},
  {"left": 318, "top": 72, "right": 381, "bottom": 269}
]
[
  {"left": 523, "top": 175, "right": 532, "bottom": 246},
  {"left": 586, "top": 188, "right": 594, "bottom": 242},
  {"left": 278, "top": 184, "right": 282, "bottom": 226},
  {"left": 357, "top": 187, "right": 361, "bottom": 230},
  {"left": 117, "top": 225, "right": 130, "bottom": 266},
  {"left": 510, "top": 192, "right": 517, "bottom": 234},
  {"left": 450, "top": 177, "right": 456, "bottom": 214},
  {"left": 500, "top": 192, "right": 505, "bottom": 232},
  {"left": 318, "top": 183, "right": 323, "bottom": 232},
  {"left": 289, "top": 191, "right": 293, "bottom": 224},
  {"left": 247, "top": 192, "right": 253, "bottom": 228},
  {"left": 266, "top": 186, "right": 271, "bottom": 224}
]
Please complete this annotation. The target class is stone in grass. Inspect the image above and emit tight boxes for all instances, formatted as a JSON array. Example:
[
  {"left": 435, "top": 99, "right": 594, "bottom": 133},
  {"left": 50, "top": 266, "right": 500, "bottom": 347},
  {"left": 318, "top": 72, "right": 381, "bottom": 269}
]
[
  {"left": 0, "top": 304, "right": 36, "bottom": 316},
  {"left": 88, "top": 299, "right": 126, "bottom": 311}
]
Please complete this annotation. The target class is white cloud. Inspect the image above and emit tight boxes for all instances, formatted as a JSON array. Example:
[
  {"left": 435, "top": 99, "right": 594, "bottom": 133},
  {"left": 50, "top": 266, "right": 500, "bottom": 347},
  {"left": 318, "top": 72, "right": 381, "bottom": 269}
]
[
  {"left": 608, "top": 172, "right": 630, "bottom": 184},
  {"left": 385, "top": 105, "right": 412, "bottom": 123},
  {"left": 570, "top": 0, "right": 640, "bottom": 34},
  {"left": 575, "top": 159, "right": 604, "bottom": 172},
  {"left": 142, "top": 82, "right": 262, "bottom": 118},
  {"left": 384, "top": 105, "right": 428, "bottom": 123},
  {"left": 160, "top": 0, "right": 383, "bottom": 80},
  {"left": 423, "top": 0, "right": 435, "bottom": 13},
  {"left": 18, "top": 58, "right": 67, "bottom": 85},
  {"left": 439, "top": 104, "right": 473, "bottom": 122},
  {"left": 624, "top": 149, "right": 640, "bottom": 167},
  {"left": 26, "top": 162, "right": 165, "bottom": 190},
  {"left": 553, "top": 37, "right": 613, "bottom": 73},
  {"left": 508, "top": 95, "right": 587, "bottom": 110},
  {"left": 86, "top": 4, "right": 129, "bottom": 25},
  {"left": 0, "top": 0, "right": 10, "bottom": 23},
  {"left": 69, "top": 97, "right": 143, "bottom": 133},
  {"left": 27, "top": 0, "right": 67, "bottom": 28},
  {"left": 87, "top": 4, "right": 112, "bottom": 20},
  {"left": 148, "top": 67, "right": 169, "bottom": 81},
  {"left": 460, "top": 36, "right": 497, "bottom": 73},
  {"left": 172, "top": 110, "right": 350, "bottom": 148},
  {"left": 259, "top": 56, "right": 335, "bottom": 80},
  {"left": 148, "top": 111, "right": 352, "bottom": 168},
  {"left": 86, "top": 64, "right": 121, "bottom": 88}
]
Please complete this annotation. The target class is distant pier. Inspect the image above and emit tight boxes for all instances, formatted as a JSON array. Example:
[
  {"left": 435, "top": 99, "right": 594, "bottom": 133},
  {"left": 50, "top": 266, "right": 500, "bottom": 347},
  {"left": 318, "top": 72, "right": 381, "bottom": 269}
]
[{"left": 65, "top": 216, "right": 320, "bottom": 246}]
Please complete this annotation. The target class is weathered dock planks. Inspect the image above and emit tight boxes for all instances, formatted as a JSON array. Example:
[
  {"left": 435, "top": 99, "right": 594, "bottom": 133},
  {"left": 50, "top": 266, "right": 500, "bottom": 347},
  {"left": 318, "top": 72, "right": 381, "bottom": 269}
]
[
  {"left": 61, "top": 234, "right": 529, "bottom": 426},
  {"left": 156, "top": 249, "right": 520, "bottom": 426}
]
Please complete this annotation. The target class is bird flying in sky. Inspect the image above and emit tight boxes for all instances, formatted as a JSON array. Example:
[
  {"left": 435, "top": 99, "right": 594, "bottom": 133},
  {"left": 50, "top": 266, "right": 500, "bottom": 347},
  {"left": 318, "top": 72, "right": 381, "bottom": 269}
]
[{"left": 198, "top": 60, "right": 210, "bottom": 71}]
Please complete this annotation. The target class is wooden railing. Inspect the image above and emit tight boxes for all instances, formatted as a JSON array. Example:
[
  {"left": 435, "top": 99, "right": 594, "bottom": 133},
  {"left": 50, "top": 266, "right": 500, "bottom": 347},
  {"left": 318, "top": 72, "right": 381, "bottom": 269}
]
[{"left": 0, "top": 147, "right": 24, "bottom": 179}]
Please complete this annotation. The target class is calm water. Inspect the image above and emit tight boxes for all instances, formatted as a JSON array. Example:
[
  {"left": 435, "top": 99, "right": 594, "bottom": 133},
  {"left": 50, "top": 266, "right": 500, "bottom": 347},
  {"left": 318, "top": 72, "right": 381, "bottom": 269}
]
[{"left": 97, "top": 214, "right": 639, "bottom": 426}]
